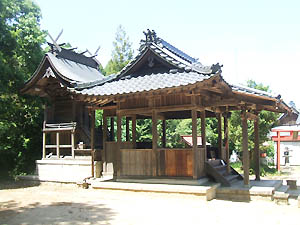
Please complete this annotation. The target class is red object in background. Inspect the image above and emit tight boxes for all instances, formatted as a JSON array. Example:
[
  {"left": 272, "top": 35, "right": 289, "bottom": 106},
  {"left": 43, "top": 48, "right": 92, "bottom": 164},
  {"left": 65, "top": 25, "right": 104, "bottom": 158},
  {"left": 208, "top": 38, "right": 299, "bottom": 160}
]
[{"left": 260, "top": 153, "right": 267, "bottom": 158}]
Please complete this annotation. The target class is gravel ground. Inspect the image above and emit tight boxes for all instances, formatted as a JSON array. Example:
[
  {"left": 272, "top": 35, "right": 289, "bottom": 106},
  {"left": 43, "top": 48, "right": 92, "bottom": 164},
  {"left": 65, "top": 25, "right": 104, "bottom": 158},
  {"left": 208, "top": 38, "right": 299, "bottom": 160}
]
[{"left": 0, "top": 181, "right": 299, "bottom": 225}]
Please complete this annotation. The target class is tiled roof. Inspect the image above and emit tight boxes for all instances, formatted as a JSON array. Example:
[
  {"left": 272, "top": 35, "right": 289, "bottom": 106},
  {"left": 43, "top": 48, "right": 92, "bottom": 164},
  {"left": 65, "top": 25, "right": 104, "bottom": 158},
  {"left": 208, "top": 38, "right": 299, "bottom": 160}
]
[
  {"left": 230, "top": 84, "right": 279, "bottom": 99},
  {"left": 116, "top": 30, "right": 220, "bottom": 79},
  {"left": 71, "top": 71, "right": 213, "bottom": 96},
  {"left": 118, "top": 41, "right": 215, "bottom": 78}
]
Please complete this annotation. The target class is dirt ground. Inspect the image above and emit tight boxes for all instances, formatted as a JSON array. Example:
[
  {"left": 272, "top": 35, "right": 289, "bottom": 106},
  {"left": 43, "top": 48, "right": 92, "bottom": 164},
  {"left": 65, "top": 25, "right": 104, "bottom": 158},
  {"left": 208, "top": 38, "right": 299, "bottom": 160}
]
[{"left": 0, "top": 180, "right": 299, "bottom": 225}]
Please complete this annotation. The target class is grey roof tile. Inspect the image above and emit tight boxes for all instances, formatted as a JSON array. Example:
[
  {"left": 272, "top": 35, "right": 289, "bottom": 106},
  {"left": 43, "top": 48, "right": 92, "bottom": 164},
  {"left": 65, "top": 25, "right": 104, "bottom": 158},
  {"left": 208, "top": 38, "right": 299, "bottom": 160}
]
[{"left": 71, "top": 72, "right": 210, "bottom": 96}]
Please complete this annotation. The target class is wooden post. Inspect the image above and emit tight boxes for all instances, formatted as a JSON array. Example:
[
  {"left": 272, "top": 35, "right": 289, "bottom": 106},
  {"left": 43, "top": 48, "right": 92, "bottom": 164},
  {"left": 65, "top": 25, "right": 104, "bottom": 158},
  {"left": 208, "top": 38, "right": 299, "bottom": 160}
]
[
  {"left": 103, "top": 113, "right": 107, "bottom": 172},
  {"left": 152, "top": 110, "right": 158, "bottom": 176},
  {"left": 224, "top": 115, "right": 230, "bottom": 173},
  {"left": 90, "top": 109, "right": 95, "bottom": 177},
  {"left": 200, "top": 110, "right": 206, "bottom": 176},
  {"left": 71, "top": 131, "right": 75, "bottom": 158},
  {"left": 276, "top": 131, "right": 281, "bottom": 171},
  {"left": 254, "top": 115, "right": 260, "bottom": 180},
  {"left": 162, "top": 119, "right": 166, "bottom": 148},
  {"left": 217, "top": 113, "right": 223, "bottom": 160},
  {"left": 132, "top": 115, "right": 136, "bottom": 149},
  {"left": 110, "top": 117, "right": 114, "bottom": 141},
  {"left": 242, "top": 110, "right": 249, "bottom": 186},
  {"left": 192, "top": 109, "right": 199, "bottom": 179},
  {"left": 126, "top": 117, "right": 130, "bottom": 141},
  {"left": 116, "top": 112, "right": 122, "bottom": 177},
  {"left": 56, "top": 132, "right": 60, "bottom": 158},
  {"left": 42, "top": 131, "right": 46, "bottom": 159}
]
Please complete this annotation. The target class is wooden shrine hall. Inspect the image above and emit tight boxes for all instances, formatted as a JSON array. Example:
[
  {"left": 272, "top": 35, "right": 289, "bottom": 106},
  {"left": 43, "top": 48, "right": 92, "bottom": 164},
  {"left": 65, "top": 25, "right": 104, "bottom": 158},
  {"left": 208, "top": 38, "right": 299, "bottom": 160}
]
[{"left": 22, "top": 30, "right": 290, "bottom": 186}]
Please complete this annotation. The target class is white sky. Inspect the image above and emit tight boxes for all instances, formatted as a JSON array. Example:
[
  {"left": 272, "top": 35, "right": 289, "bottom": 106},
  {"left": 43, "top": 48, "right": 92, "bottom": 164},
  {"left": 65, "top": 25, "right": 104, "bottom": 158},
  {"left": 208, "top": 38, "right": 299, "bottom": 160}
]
[{"left": 37, "top": 0, "right": 300, "bottom": 107}]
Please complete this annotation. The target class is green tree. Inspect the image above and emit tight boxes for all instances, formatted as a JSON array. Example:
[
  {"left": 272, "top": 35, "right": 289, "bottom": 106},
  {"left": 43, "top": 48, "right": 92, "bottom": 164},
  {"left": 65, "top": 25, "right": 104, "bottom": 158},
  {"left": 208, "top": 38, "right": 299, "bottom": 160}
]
[
  {"left": 104, "top": 25, "right": 134, "bottom": 75},
  {"left": 0, "top": 0, "right": 46, "bottom": 178}
]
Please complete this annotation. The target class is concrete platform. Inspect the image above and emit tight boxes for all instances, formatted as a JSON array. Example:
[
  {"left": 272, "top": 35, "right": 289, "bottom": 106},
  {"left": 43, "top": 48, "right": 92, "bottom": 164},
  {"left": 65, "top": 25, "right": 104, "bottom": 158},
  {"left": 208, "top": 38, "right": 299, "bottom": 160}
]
[
  {"left": 216, "top": 180, "right": 283, "bottom": 202},
  {"left": 91, "top": 179, "right": 219, "bottom": 201}
]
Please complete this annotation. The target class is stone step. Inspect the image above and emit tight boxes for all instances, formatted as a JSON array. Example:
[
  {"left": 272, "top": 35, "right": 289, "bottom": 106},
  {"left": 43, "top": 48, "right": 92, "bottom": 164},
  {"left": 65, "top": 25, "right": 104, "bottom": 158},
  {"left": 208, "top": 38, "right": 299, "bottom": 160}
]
[{"left": 91, "top": 181, "right": 220, "bottom": 201}]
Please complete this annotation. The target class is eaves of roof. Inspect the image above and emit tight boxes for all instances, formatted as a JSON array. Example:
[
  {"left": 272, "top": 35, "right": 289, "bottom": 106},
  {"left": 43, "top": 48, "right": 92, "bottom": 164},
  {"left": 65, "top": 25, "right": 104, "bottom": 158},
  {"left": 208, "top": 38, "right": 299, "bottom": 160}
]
[{"left": 69, "top": 71, "right": 218, "bottom": 97}]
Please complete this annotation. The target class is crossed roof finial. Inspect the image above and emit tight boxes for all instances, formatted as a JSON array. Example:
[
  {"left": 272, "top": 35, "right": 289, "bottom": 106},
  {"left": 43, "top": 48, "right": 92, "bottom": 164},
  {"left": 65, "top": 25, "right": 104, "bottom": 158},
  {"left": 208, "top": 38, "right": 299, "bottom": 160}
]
[{"left": 140, "top": 29, "right": 160, "bottom": 47}]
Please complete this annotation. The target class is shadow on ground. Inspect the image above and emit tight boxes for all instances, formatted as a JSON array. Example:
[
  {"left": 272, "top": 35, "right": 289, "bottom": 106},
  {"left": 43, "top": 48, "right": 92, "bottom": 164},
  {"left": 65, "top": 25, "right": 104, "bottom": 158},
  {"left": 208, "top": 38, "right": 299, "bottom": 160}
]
[
  {"left": 0, "top": 179, "right": 40, "bottom": 190},
  {"left": 0, "top": 200, "right": 115, "bottom": 225}
]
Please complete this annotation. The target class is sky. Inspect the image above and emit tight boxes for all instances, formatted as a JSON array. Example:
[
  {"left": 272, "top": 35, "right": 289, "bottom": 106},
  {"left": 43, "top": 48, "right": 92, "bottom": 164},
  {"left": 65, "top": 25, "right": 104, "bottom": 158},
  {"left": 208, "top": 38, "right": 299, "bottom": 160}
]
[{"left": 37, "top": 0, "right": 300, "bottom": 107}]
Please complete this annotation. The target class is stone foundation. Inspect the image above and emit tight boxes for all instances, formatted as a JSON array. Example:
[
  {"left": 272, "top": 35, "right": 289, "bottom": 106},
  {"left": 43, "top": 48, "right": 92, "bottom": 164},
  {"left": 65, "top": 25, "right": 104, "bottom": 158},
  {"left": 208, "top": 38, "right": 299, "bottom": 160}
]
[{"left": 36, "top": 159, "right": 95, "bottom": 183}]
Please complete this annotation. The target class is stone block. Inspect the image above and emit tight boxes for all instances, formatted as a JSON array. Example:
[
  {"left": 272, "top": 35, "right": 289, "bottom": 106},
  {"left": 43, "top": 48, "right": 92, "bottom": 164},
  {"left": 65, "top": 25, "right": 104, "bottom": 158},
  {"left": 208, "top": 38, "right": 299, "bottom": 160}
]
[
  {"left": 274, "top": 191, "right": 289, "bottom": 205},
  {"left": 287, "top": 180, "right": 297, "bottom": 190}
]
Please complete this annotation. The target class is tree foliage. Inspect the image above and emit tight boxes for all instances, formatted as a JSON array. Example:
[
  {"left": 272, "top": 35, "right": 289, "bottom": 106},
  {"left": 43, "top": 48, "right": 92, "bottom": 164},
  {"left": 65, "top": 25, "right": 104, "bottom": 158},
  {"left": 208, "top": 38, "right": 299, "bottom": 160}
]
[
  {"left": 104, "top": 25, "right": 134, "bottom": 75},
  {"left": 0, "top": 0, "right": 46, "bottom": 178}
]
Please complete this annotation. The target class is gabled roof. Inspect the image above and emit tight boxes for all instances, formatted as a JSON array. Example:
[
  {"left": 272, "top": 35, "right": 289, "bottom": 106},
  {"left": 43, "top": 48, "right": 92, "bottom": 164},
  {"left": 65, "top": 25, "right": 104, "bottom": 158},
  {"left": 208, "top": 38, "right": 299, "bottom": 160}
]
[
  {"left": 21, "top": 47, "right": 104, "bottom": 95},
  {"left": 116, "top": 29, "right": 222, "bottom": 79}
]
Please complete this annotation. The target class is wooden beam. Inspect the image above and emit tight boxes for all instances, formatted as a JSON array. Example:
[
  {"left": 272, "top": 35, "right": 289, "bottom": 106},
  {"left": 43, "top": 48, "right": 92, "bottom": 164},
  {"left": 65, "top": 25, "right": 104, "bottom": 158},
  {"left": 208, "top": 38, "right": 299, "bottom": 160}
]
[
  {"left": 71, "top": 131, "right": 75, "bottom": 158},
  {"left": 110, "top": 117, "right": 114, "bottom": 141},
  {"left": 254, "top": 115, "right": 260, "bottom": 181},
  {"left": 192, "top": 108, "right": 199, "bottom": 179},
  {"left": 152, "top": 110, "right": 158, "bottom": 176},
  {"left": 276, "top": 131, "right": 281, "bottom": 171},
  {"left": 162, "top": 120, "right": 166, "bottom": 148},
  {"left": 126, "top": 117, "right": 130, "bottom": 141},
  {"left": 103, "top": 113, "right": 107, "bottom": 172},
  {"left": 56, "top": 132, "right": 60, "bottom": 158},
  {"left": 132, "top": 115, "right": 136, "bottom": 148},
  {"left": 217, "top": 113, "right": 224, "bottom": 160},
  {"left": 42, "top": 131, "right": 46, "bottom": 159},
  {"left": 118, "top": 104, "right": 196, "bottom": 116},
  {"left": 200, "top": 110, "right": 206, "bottom": 176},
  {"left": 242, "top": 110, "right": 249, "bottom": 186},
  {"left": 90, "top": 109, "right": 95, "bottom": 177},
  {"left": 224, "top": 115, "right": 230, "bottom": 173},
  {"left": 245, "top": 111, "right": 258, "bottom": 120},
  {"left": 116, "top": 112, "right": 122, "bottom": 177}
]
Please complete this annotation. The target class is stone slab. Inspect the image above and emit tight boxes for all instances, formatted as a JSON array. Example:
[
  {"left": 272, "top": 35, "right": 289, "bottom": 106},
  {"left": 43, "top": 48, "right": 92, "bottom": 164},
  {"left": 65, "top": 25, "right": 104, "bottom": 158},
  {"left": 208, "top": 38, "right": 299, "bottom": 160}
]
[
  {"left": 274, "top": 191, "right": 289, "bottom": 205},
  {"left": 91, "top": 181, "right": 220, "bottom": 201}
]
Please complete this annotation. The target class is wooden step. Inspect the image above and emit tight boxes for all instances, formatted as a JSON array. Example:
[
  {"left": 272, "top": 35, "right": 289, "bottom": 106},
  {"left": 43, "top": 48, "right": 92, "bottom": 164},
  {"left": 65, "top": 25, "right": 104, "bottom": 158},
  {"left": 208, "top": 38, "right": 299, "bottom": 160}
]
[
  {"left": 224, "top": 174, "right": 239, "bottom": 182},
  {"left": 207, "top": 159, "right": 222, "bottom": 167}
]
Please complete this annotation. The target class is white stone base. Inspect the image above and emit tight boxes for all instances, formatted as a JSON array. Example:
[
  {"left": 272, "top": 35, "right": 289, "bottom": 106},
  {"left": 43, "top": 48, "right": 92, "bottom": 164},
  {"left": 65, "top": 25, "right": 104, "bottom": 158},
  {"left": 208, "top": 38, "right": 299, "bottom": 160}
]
[{"left": 36, "top": 159, "right": 95, "bottom": 183}]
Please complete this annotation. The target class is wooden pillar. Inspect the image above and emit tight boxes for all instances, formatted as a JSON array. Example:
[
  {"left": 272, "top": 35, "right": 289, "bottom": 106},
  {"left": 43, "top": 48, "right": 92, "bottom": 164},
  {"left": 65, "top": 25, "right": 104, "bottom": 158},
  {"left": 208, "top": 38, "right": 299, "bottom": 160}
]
[
  {"left": 126, "top": 117, "right": 130, "bottom": 141},
  {"left": 71, "top": 131, "right": 75, "bottom": 158},
  {"left": 132, "top": 115, "right": 136, "bottom": 149},
  {"left": 42, "top": 131, "right": 46, "bottom": 159},
  {"left": 56, "top": 132, "right": 60, "bottom": 158},
  {"left": 72, "top": 101, "right": 76, "bottom": 121},
  {"left": 103, "top": 113, "right": 107, "bottom": 171},
  {"left": 200, "top": 111, "right": 206, "bottom": 176},
  {"left": 110, "top": 117, "right": 114, "bottom": 141},
  {"left": 276, "top": 131, "right": 281, "bottom": 171},
  {"left": 90, "top": 109, "right": 95, "bottom": 177},
  {"left": 162, "top": 120, "right": 166, "bottom": 148},
  {"left": 224, "top": 115, "right": 230, "bottom": 173},
  {"left": 254, "top": 115, "right": 260, "bottom": 180},
  {"left": 116, "top": 113, "right": 122, "bottom": 177},
  {"left": 152, "top": 110, "right": 158, "bottom": 176},
  {"left": 242, "top": 111, "right": 249, "bottom": 186},
  {"left": 217, "top": 113, "right": 224, "bottom": 160},
  {"left": 192, "top": 109, "right": 199, "bottom": 179}
]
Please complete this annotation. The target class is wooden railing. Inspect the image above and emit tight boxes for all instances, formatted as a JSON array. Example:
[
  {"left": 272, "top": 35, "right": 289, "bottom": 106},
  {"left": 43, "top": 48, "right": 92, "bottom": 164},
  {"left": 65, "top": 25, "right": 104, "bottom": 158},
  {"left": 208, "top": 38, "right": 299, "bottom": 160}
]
[{"left": 43, "top": 122, "right": 77, "bottom": 159}]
